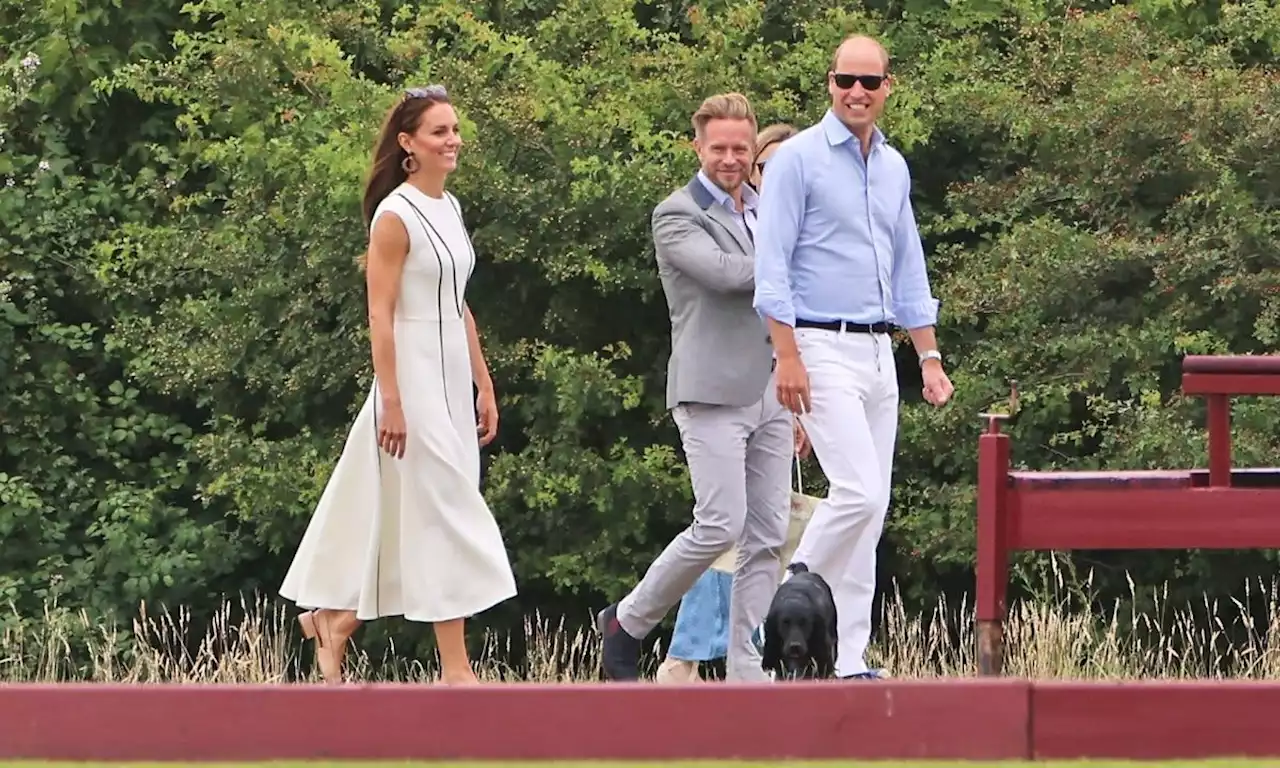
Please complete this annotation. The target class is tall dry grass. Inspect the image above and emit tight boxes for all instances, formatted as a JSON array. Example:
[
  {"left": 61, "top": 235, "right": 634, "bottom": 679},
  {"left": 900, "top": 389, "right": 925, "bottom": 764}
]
[{"left": 4, "top": 562, "right": 1280, "bottom": 683}]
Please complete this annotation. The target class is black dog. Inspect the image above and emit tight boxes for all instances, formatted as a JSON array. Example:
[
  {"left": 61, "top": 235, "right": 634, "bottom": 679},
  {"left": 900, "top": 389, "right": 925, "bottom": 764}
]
[{"left": 761, "top": 562, "right": 838, "bottom": 680}]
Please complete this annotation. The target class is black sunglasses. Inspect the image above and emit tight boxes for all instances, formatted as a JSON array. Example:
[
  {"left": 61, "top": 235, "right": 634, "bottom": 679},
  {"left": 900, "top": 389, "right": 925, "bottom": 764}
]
[{"left": 831, "top": 73, "right": 886, "bottom": 91}]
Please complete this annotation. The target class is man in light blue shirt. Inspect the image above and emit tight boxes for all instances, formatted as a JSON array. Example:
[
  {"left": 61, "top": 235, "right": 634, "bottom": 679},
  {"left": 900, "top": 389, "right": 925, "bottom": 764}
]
[{"left": 753, "top": 34, "right": 954, "bottom": 679}]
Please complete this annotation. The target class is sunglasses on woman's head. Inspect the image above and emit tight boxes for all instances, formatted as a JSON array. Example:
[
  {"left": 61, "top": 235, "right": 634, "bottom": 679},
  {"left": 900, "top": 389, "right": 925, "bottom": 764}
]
[
  {"left": 831, "top": 73, "right": 886, "bottom": 91},
  {"left": 404, "top": 84, "right": 448, "bottom": 100}
]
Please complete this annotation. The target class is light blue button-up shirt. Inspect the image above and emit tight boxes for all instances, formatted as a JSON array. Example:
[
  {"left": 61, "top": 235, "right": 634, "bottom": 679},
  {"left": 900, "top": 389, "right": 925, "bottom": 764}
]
[
  {"left": 696, "top": 169, "right": 758, "bottom": 239},
  {"left": 752, "top": 110, "right": 939, "bottom": 330}
]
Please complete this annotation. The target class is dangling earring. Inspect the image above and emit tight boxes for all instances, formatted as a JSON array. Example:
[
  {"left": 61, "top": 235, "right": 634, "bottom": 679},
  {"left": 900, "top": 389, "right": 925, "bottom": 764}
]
[{"left": 401, "top": 153, "right": 418, "bottom": 174}]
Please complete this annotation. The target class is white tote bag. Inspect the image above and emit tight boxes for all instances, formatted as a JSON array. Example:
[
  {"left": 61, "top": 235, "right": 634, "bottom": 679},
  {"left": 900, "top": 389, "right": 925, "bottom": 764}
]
[{"left": 780, "top": 456, "right": 819, "bottom": 573}]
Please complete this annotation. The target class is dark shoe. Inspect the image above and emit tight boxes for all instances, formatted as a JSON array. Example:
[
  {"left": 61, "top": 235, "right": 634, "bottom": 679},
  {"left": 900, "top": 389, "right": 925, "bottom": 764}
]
[{"left": 596, "top": 602, "right": 642, "bottom": 681}]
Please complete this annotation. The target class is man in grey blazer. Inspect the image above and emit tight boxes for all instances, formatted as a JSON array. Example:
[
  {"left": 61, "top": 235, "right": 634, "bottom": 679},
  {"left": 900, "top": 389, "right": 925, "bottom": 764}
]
[{"left": 597, "top": 93, "right": 793, "bottom": 683}]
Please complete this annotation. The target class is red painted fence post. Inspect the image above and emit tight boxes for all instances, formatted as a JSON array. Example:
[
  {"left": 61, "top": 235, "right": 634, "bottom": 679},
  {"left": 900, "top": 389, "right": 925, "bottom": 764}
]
[
  {"left": 975, "top": 412, "right": 1011, "bottom": 677},
  {"left": 1206, "top": 393, "right": 1232, "bottom": 487}
]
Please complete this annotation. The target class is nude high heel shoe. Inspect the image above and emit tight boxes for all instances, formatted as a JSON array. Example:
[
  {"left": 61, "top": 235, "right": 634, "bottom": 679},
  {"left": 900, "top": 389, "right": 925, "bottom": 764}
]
[
  {"left": 298, "top": 609, "right": 361, "bottom": 684},
  {"left": 656, "top": 656, "right": 702, "bottom": 684}
]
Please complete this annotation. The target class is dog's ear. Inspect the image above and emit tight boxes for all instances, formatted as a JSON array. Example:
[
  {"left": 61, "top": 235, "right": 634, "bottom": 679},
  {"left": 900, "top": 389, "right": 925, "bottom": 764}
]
[
  {"left": 761, "top": 609, "right": 781, "bottom": 672},
  {"left": 809, "top": 601, "right": 837, "bottom": 678},
  {"left": 827, "top": 598, "right": 838, "bottom": 646}
]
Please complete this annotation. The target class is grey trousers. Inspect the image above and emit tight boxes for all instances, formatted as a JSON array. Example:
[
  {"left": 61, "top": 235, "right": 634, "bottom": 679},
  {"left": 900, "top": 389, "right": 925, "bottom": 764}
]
[{"left": 617, "top": 376, "right": 793, "bottom": 682}]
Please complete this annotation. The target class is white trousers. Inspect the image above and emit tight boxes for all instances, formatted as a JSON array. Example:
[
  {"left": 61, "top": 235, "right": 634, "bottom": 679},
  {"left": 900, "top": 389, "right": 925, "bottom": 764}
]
[{"left": 787, "top": 328, "right": 898, "bottom": 677}]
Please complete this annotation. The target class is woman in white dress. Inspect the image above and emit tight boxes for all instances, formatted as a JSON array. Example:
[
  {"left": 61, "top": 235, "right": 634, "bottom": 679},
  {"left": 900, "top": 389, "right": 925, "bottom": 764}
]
[{"left": 279, "top": 84, "right": 518, "bottom": 685}]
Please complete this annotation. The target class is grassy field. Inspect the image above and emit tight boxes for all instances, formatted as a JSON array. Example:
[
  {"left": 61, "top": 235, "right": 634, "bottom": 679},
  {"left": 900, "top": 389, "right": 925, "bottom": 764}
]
[{"left": 4, "top": 560, "right": 1280, "bottom": 683}]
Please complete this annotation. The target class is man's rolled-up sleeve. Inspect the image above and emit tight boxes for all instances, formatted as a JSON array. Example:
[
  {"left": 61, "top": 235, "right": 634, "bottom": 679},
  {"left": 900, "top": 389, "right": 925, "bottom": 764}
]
[
  {"left": 752, "top": 144, "right": 806, "bottom": 327},
  {"left": 890, "top": 179, "right": 940, "bottom": 330}
]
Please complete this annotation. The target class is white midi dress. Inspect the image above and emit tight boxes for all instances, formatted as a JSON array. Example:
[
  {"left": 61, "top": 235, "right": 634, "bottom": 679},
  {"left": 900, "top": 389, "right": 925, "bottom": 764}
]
[{"left": 279, "top": 182, "right": 518, "bottom": 623}]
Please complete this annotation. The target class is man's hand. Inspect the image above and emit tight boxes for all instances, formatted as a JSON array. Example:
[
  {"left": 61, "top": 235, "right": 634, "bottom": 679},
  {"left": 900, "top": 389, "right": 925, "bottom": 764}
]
[
  {"left": 775, "top": 354, "right": 811, "bottom": 415},
  {"left": 922, "top": 360, "right": 954, "bottom": 406},
  {"left": 793, "top": 418, "right": 812, "bottom": 459}
]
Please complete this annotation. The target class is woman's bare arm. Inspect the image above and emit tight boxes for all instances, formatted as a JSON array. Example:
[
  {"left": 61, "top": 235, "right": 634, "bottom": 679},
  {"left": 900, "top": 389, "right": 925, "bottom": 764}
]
[
  {"left": 463, "top": 303, "right": 493, "bottom": 394},
  {"left": 366, "top": 213, "right": 409, "bottom": 405}
]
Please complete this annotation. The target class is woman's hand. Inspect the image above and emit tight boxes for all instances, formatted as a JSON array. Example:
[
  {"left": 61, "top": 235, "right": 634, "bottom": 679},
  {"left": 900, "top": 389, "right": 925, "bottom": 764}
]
[
  {"left": 476, "top": 387, "right": 499, "bottom": 447},
  {"left": 793, "top": 418, "right": 812, "bottom": 460},
  {"left": 379, "top": 400, "right": 408, "bottom": 459}
]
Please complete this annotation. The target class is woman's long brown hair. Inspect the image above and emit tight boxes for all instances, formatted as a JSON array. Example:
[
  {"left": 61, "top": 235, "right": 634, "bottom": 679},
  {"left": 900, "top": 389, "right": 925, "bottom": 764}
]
[
  {"left": 360, "top": 86, "right": 452, "bottom": 228},
  {"left": 754, "top": 123, "right": 797, "bottom": 165}
]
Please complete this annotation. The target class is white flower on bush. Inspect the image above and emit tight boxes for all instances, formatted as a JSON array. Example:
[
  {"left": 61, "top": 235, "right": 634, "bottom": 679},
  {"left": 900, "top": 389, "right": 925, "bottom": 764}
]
[
  {"left": 13, "top": 52, "right": 40, "bottom": 92},
  {"left": 37, "top": 160, "right": 50, "bottom": 173}
]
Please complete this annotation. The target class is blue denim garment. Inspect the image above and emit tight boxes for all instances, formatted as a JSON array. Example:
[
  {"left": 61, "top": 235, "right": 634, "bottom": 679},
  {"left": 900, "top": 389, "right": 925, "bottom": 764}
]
[{"left": 666, "top": 569, "right": 732, "bottom": 661}]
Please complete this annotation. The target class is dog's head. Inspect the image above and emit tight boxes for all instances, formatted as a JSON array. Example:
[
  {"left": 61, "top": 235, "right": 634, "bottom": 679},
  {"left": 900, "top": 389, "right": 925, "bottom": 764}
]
[{"left": 770, "top": 594, "right": 820, "bottom": 676}]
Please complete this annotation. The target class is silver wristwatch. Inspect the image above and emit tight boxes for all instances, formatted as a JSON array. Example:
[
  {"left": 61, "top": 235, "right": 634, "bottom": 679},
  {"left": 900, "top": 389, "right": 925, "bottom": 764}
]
[{"left": 919, "top": 350, "right": 942, "bottom": 366}]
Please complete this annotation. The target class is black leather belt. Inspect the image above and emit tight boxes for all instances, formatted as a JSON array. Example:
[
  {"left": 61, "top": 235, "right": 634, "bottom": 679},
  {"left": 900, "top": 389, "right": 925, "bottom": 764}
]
[{"left": 795, "top": 318, "right": 894, "bottom": 334}]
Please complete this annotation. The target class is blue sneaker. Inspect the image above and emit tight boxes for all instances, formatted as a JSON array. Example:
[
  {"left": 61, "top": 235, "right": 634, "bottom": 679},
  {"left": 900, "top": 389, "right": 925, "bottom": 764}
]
[{"left": 841, "top": 668, "right": 890, "bottom": 680}]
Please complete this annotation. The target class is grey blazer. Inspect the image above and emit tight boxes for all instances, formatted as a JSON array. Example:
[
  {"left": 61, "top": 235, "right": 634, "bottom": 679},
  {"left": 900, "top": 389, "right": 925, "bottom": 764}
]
[{"left": 653, "top": 177, "right": 774, "bottom": 410}]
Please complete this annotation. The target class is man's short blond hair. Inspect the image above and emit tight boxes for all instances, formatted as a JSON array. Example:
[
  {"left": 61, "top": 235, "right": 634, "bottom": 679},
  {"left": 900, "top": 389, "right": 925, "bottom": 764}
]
[{"left": 691, "top": 92, "right": 757, "bottom": 139}]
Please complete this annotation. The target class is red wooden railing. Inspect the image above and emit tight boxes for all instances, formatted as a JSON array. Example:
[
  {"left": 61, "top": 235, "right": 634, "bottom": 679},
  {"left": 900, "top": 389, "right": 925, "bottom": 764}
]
[{"left": 974, "top": 354, "right": 1280, "bottom": 676}]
